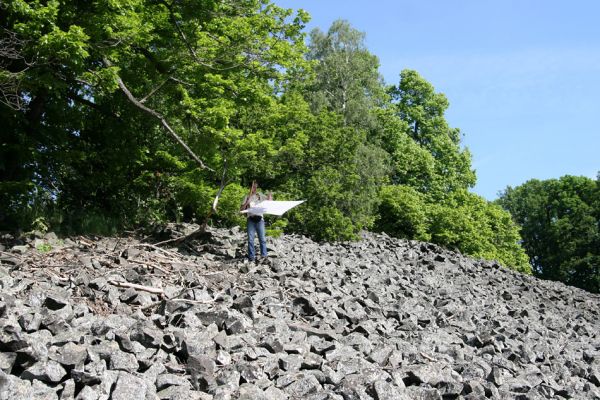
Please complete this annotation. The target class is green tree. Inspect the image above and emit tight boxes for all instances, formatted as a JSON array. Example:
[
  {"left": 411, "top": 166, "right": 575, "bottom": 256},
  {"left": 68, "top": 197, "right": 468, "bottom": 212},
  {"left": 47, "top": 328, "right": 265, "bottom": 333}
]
[
  {"left": 306, "top": 19, "right": 386, "bottom": 129},
  {"left": 388, "top": 70, "right": 475, "bottom": 197},
  {"left": 372, "top": 69, "right": 529, "bottom": 272},
  {"left": 276, "top": 19, "right": 389, "bottom": 240},
  {"left": 266, "top": 93, "right": 387, "bottom": 241},
  {"left": 376, "top": 187, "right": 530, "bottom": 273},
  {"left": 0, "top": 0, "right": 309, "bottom": 231},
  {"left": 498, "top": 175, "right": 600, "bottom": 292}
]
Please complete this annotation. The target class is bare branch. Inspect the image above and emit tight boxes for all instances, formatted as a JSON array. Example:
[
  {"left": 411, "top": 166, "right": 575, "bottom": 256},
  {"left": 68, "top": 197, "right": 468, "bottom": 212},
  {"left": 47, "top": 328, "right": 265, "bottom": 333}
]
[
  {"left": 212, "top": 158, "right": 230, "bottom": 213},
  {"left": 139, "top": 78, "right": 170, "bottom": 103},
  {"left": 0, "top": 28, "right": 33, "bottom": 110},
  {"left": 139, "top": 76, "right": 192, "bottom": 103},
  {"left": 103, "top": 58, "right": 214, "bottom": 172},
  {"left": 108, "top": 280, "right": 165, "bottom": 295}
]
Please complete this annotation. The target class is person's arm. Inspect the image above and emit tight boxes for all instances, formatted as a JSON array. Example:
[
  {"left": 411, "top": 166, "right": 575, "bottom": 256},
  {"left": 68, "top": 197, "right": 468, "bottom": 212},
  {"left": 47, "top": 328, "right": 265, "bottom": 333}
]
[
  {"left": 240, "top": 182, "right": 257, "bottom": 211},
  {"left": 240, "top": 195, "right": 250, "bottom": 211}
]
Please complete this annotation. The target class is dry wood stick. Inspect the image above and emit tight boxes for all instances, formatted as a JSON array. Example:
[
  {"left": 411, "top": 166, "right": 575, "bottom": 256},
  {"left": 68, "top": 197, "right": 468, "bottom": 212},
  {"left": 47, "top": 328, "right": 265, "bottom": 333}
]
[{"left": 108, "top": 280, "right": 164, "bottom": 295}]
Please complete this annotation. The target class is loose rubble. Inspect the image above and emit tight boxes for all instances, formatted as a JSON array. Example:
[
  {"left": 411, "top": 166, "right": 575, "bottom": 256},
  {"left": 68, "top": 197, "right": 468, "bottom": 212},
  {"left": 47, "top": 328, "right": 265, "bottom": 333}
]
[{"left": 0, "top": 224, "right": 599, "bottom": 399}]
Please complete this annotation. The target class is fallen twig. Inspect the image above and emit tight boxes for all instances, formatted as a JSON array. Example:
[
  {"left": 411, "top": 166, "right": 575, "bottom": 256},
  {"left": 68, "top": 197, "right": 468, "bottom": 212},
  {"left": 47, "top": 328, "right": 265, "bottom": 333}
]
[{"left": 108, "top": 280, "right": 164, "bottom": 295}]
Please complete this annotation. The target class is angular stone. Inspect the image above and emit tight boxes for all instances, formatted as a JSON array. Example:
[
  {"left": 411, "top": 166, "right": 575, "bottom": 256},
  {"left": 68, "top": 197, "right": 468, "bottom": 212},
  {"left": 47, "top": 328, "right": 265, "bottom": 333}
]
[
  {"left": 196, "top": 310, "right": 229, "bottom": 327},
  {"left": 49, "top": 342, "right": 88, "bottom": 368},
  {"left": 405, "top": 364, "right": 455, "bottom": 386},
  {"left": 130, "top": 324, "right": 162, "bottom": 348},
  {"left": 263, "top": 386, "right": 287, "bottom": 400},
  {"left": 179, "top": 331, "right": 216, "bottom": 359},
  {"left": 398, "top": 386, "right": 442, "bottom": 399},
  {"left": 373, "top": 380, "right": 403, "bottom": 400},
  {"left": 29, "top": 379, "right": 60, "bottom": 399},
  {"left": 141, "top": 362, "right": 166, "bottom": 384},
  {"left": 487, "top": 366, "right": 504, "bottom": 386},
  {"left": 262, "top": 337, "right": 284, "bottom": 354},
  {"left": 60, "top": 379, "right": 76, "bottom": 400},
  {"left": 188, "top": 354, "right": 216, "bottom": 391},
  {"left": 21, "top": 359, "right": 67, "bottom": 383},
  {"left": 216, "top": 368, "right": 241, "bottom": 392},
  {"left": 71, "top": 369, "right": 102, "bottom": 387},
  {"left": 114, "top": 331, "right": 135, "bottom": 353},
  {"left": 73, "top": 385, "right": 99, "bottom": 400},
  {"left": 464, "top": 379, "right": 486, "bottom": 397},
  {"left": 216, "top": 349, "right": 231, "bottom": 366},
  {"left": 111, "top": 372, "right": 148, "bottom": 400},
  {"left": 283, "top": 373, "right": 322, "bottom": 397},
  {"left": 279, "top": 354, "right": 302, "bottom": 372},
  {"left": 0, "top": 370, "right": 33, "bottom": 399},
  {"left": 369, "top": 346, "right": 394, "bottom": 366},
  {"left": 301, "top": 352, "right": 323, "bottom": 370},
  {"left": 18, "top": 313, "right": 42, "bottom": 332},
  {"left": 232, "top": 295, "right": 253, "bottom": 311},
  {"left": 0, "top": 351, "right": 16, "bottom": 373},
  {"left": 0, "top": 324, "right": 29, "bottom": 352},
  {"left": 44, "top": 293, "right": 69, "bottom": 310},
  {"left": 224, "top": 315, "right": 247, "bottom": 335},
  {"left": 155, "top": 373, "right": 192, "bottom": 390},
  {"left": 108, "top": 350, "right": 139, "bottom": 372}
]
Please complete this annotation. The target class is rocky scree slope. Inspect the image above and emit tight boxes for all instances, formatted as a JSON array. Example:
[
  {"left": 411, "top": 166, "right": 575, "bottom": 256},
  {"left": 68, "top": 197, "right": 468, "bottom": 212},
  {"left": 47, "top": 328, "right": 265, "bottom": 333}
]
[{"left": 0, "top": 225, "right": 599, "bottom": 399}]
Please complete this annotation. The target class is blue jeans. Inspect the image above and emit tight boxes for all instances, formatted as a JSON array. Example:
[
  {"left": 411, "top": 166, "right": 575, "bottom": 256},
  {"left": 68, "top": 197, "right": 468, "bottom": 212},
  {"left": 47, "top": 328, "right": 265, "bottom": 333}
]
[{"left": 247, "top": 217, "right": 267, "bottom": 260}]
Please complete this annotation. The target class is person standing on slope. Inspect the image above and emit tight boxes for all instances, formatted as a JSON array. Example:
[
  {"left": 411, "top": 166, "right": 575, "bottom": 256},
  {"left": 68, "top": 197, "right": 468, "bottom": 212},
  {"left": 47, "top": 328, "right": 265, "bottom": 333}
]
[{"left": 240, "top": 181, "right": 272, "bottom": 263}]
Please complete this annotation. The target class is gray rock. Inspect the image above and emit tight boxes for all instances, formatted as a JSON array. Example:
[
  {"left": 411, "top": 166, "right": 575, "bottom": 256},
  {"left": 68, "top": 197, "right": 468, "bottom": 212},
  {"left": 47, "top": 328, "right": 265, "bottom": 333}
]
[
  {"left": 130, "top": 324, "right": 162, "bottom": 348},
  {"left": 48, "top": 342, "right": 88, "bottom": 368},
  {"left": 60, "top": 379, "right": 76, "bottom": 400},
  {"left": 279, "top": 354, "right": 302, "bottom": 372},
  {"left": 0, "top": 324, "right": 29, "bottom": 352},
  {"left": 188, "top": 354, "right": 216, "bottom": 391},
  {"left": 21, "top": 360, "right": 67, "bottom": 383},
  {"left": 0, "top": 370, "right": 33, "bottom": 400},
  {"left": 108, "top": 350, "right": 139, "bottom": 372},
  {"left": 44, "top": 293, "right": 69, "bottom": 310},
  {"left": 111, "top": 372, "right": 149, "bottom": 400},
  {"left": 373, "top": 380, "right": 405, "bottom": 400},
  {"left": 283, "top": 373, "right": 321, "bottom": 397},
  {"left": 0, "top": 351, "right": 16, "bottom": 373},
  {"left": 11, "top": 245, "right": 29, "bottom": 254},
  {"left": 156, "top": 373, "right": 192, "bottom": 390},
  {"left": 74, "top": 385, "right": 100, "bottom": 400}
]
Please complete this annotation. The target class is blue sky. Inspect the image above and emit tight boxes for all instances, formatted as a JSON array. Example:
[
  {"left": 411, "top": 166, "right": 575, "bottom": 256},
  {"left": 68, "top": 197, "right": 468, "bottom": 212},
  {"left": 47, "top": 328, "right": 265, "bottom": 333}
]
[{"left": 274, "top": 0, "right": 600, "bottom": 199}]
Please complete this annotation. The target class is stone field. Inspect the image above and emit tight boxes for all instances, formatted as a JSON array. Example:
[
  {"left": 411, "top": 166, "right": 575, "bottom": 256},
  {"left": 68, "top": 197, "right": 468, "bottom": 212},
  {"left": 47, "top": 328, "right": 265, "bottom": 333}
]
[{"left": 0, "top": 224, "right": 599, "bottom": 399}]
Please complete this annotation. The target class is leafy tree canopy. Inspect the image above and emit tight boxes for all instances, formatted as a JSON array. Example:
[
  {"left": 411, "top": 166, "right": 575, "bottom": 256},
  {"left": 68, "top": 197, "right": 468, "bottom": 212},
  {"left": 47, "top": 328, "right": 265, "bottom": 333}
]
[
  {"left": 2, "top": 6, "right": 534, "bottom": 277},
  {"left": 497, "top": 175, "right": 600, "bottom": 292}
]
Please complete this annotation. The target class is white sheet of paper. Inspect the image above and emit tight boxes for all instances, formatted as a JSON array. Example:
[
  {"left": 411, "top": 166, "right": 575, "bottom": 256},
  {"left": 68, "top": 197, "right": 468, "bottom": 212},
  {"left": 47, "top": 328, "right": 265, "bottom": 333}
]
[{"left": 241, "top": 200, "right": 305, "bottom": 216}]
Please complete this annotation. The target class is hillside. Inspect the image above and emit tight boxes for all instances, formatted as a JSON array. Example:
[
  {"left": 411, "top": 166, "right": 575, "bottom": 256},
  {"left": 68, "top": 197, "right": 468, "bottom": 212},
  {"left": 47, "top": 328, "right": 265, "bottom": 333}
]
[{"left": 0, "top": 225, "right": 599, "bottom": 399}]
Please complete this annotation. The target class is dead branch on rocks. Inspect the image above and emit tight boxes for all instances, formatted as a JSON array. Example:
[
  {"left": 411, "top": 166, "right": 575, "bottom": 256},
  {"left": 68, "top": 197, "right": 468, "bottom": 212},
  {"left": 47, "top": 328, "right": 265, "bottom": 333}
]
[{"left": 108, "top": 280, "right": 165, "bottom": 295}]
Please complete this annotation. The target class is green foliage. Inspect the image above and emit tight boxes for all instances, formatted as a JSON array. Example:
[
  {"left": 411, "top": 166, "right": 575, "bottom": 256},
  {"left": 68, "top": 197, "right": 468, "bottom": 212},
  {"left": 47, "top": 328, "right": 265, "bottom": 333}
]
[
  {"left": 36, "top": 242, "right": 52, "bottom": 253},
  {"left": 1, "top": 0, "right": 309, "bottom": 232},
  {"left": 212, "top": 183, "right": 248, "bottom": 227},
  {"left": 427, "top": 191, "right": 531, "bottom": 273},
  {"left": 376, "top": 185, "right": 430, "bottom": 241},
  {"left": 388, "top": 70, "right": 476, "bottom": 197},
  {"left": 306, "top": 19, "right": 386, "bottom": 129},
  {"left": 266, "top": 219, "right": 288, "bottom": 238},
  {"left": 376, "top": 187, "right": 530, "bottom": 273},
  {"left": 1, "top": 4, "right": 535, "bottom": 277},
  {"left": 30, "top": 217, "right": 50, "bottom": 235},
  {"left": 498, "top": 175, "right": 600, "bottom": 292}
]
